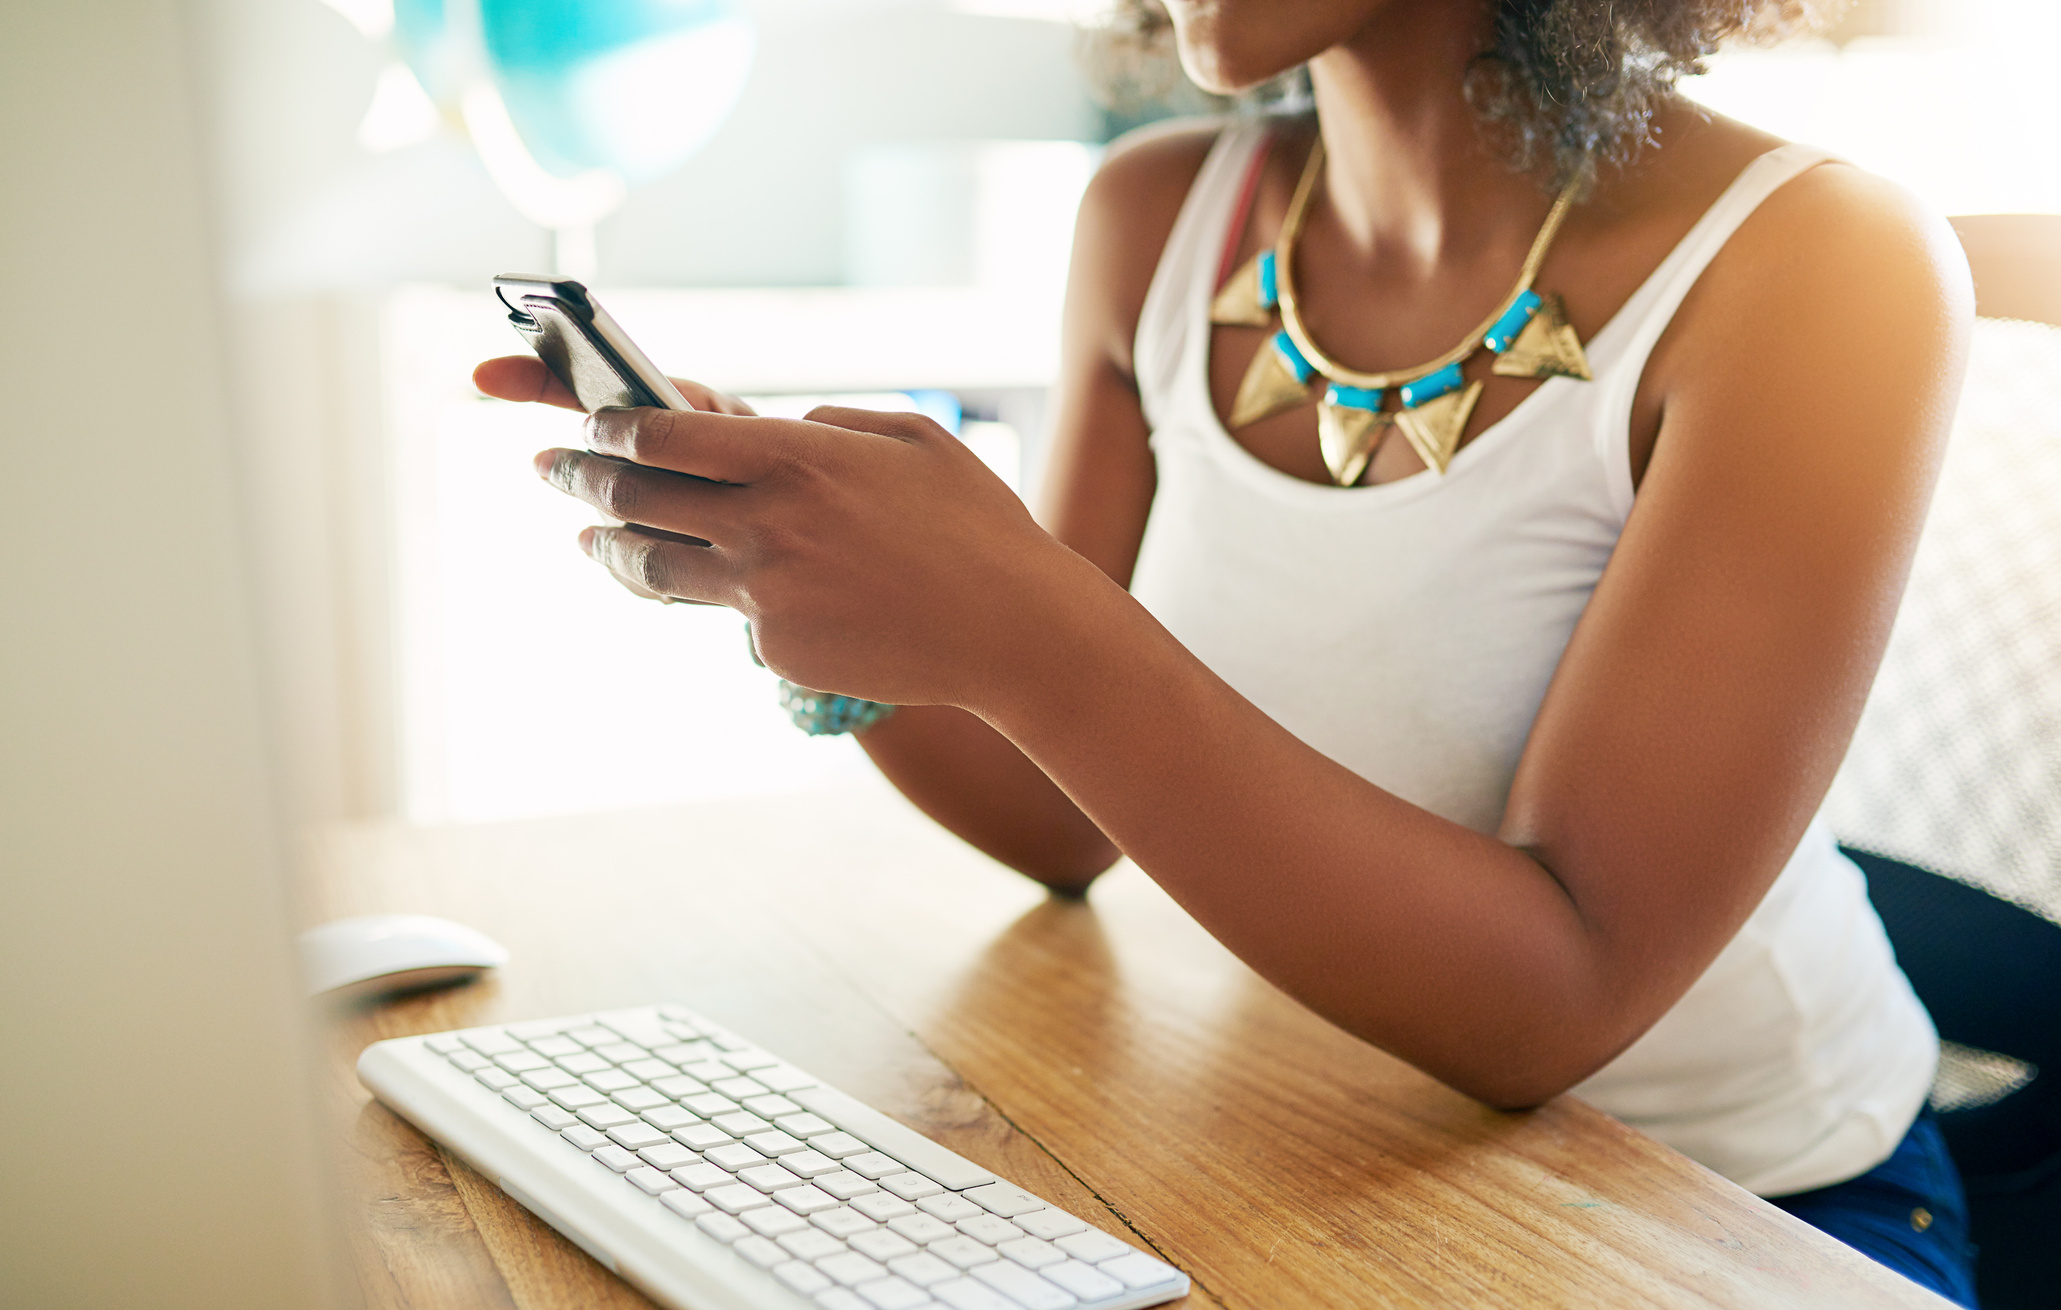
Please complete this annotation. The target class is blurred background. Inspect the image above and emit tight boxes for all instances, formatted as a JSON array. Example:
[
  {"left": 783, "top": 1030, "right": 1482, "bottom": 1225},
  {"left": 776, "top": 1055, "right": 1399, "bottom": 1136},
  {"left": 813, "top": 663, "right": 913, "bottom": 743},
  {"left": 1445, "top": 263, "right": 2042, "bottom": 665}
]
[{"left": 207, "top": 0, "right": 2061, "bottom": 835}]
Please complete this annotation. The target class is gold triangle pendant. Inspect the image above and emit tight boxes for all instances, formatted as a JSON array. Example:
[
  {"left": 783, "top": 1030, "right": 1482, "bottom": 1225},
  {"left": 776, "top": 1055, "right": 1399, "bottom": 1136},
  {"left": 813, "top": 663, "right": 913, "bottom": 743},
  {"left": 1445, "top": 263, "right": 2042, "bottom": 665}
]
[
  {"left": 1317, "top": 402, "right": 1390, "bottom": 487},
  {"left": 1210, "top": 251, "right": 1274, "bottom": 328},
  {"left": 1491, "top": 292, "right": 1591, "bottom": 381},
  {"left": 1228, "top": 332, "right": 1318, "bottom": 430},
  {"left": 1394, "top": 380, "right": 1483, "bottom": 474}
]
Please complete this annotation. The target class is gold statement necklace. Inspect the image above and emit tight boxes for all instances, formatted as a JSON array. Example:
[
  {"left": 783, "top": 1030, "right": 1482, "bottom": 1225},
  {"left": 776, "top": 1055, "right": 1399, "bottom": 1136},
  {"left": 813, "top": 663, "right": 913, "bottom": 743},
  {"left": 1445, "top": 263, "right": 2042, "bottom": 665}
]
[{"left": 1211, "top": 138, "right": 1594, "bottom": 486}]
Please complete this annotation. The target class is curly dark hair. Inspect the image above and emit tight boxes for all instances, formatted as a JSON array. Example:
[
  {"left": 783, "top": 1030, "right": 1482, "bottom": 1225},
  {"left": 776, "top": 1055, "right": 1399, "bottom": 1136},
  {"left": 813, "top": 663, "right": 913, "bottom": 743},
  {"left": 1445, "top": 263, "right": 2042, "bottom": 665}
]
[{"left": 1080, "top": 0, "right": 1837, "bottom": 187}]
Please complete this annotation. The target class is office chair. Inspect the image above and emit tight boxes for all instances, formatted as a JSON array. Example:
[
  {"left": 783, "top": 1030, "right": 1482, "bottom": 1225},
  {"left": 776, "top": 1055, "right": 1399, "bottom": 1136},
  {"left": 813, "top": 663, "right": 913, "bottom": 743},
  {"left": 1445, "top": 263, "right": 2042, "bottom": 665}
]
[{"left": 1825, "top": 214, "right": 2061, "bottom": 1310}]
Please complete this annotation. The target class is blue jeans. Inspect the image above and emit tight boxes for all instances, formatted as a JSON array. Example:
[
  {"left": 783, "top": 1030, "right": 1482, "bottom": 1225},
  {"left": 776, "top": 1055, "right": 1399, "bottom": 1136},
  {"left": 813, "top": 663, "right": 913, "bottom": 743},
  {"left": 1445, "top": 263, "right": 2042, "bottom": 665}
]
[{"left": 1770, "top": 1112, "right": 1980, "bottom": 1307}]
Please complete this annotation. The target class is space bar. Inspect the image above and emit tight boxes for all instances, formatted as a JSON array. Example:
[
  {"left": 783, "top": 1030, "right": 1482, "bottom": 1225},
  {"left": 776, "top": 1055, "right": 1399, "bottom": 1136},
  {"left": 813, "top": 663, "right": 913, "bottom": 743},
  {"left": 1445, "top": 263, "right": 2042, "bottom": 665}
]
[{"left": 790, "top": 1085, "right": 997, "bottom": 1191}]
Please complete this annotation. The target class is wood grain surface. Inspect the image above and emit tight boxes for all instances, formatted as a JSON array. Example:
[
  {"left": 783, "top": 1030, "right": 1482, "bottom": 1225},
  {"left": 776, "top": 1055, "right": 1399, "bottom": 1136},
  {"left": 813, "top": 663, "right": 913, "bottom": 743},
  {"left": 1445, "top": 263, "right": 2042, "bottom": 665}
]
[{"left": 307, "top": 778, "right": 1949, "bottom": 1310}]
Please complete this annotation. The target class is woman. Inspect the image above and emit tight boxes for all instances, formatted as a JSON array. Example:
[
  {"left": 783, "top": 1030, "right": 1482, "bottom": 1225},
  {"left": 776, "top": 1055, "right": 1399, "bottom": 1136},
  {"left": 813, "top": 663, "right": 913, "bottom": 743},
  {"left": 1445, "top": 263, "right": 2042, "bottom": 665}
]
[{"left": 476, "top": 0, "right": 1976, "bottom": 1299}]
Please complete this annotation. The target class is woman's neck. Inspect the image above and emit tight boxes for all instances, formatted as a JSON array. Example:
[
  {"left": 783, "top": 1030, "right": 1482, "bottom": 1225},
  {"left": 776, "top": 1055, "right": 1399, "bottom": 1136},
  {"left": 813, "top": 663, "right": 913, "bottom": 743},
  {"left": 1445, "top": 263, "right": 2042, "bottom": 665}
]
[{"left": 1304, "top": 6, "right": 1557, "bottom": 278}]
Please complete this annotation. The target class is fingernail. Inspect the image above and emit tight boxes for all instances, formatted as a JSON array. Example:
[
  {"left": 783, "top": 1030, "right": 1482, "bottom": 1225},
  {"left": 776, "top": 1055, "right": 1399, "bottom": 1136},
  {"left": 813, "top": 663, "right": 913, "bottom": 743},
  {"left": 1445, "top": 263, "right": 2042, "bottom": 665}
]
[
  {"left": 578, "top": 526, "right": 600, "bottom": 556},
  {"left": 534, "top": 449, "right": 559, "bottom": 480}
]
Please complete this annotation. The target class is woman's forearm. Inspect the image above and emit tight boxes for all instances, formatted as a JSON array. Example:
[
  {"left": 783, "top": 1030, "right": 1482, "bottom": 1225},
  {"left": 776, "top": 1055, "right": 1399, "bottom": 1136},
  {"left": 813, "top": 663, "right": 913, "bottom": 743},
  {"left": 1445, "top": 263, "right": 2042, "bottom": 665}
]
[{"left": 859, "top": 704, "right": 1120, "bottom": 892}]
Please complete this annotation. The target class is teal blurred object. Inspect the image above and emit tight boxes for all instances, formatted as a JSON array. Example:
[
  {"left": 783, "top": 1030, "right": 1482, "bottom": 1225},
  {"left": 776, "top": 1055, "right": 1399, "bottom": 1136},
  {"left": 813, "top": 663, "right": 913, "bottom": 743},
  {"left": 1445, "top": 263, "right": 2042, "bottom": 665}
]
[{"left": 392, "top": 0, "right": 753, "bottom": 184}]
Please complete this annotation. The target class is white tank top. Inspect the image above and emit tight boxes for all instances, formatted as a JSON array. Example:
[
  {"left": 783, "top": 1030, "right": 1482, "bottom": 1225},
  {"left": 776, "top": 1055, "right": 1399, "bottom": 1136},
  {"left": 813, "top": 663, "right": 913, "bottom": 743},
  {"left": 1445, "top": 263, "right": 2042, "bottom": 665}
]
[{"left": 1128, "top": 119, "right": 1938, "bottom": 1196}]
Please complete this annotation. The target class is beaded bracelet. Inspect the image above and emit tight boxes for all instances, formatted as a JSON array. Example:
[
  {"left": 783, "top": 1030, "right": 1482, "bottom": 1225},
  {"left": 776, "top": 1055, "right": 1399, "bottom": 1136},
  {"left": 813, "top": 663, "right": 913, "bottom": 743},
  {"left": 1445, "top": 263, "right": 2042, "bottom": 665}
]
[{"left": 777, "top": 680, "right": 896, "bottom": 737}]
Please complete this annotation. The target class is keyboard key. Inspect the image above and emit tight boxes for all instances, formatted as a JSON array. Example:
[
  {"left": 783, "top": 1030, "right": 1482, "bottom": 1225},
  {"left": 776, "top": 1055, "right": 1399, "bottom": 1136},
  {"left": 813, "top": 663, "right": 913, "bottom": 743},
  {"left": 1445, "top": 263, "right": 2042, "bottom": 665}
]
[
  {"left": 475, "top": 1069, "right": 520, "bottom": 1092},
  {"left": 713, "top": 1077, "right": 770, "bottom": 1100},
  {"left": 1012, "top": 1210, "right": 1086, "bottom": 1242},
  {"left": 854, "top": 1276, "right": 929, "bottom": 1310},
  {"left": 916, "top": 1195, "right": 982, "bottom": 1223},
  {"left": 491, "top": 1050, "right": 551, "bottom": 1073},
  {"left": 566, "top": 1026, "right": 616, "bottom": 1047},
  {"left": 720, "top": 1049, "right": 781, "bottom": 1072},
  {"left": 561, "top": 1125, "right": 609, "bottom": 1151},
  {"left": 526, "top": 1035, "right": 583, "bottom": 1058},
  {"left": 672, "top": 1124, "right": 732, "bottom": 1152},
  {"left": 425, "top": 1033, "right": 465, "bottom": 1053},
  {"left": 815, "top": 1171, "right": 878, "bottom": 1200},
  {"left": 812, "top": 1133, "right": 870, "bottom": 1159},
  {"left": 651, "top": 1075, "right": 706, "bottom": 1099},
  {"left": 812, "top": 1206, "right": 880, "bottom": 1238},
  {"left": 548, "top": 1087, "right": 608, "bottom": 1111},
  {"left": 742, "top": 1206, "right": 810, "bottom": 1237},
  {"left": 660, "top": 1189, "right": 713, "bottom": 1220},
  {"left": 611, "top": 1087, "right": 672, "bottom": 1112},
  {"left": 706, "top": 1183, "right": 767, "bottom": 1214},
  {"left": 705, "top": 1143, "right": 765, "bottom": 1172},
  {"left": 962, "top": 1183, "right": 1044, "bottom": 1218},
  {"left": 734, "top": 1236, "right": 786, "bottom": 1269},
  {"left": 528, "top": 1104, "right": 579, "bottom": 1129},
  {"left": 697, "top": 1212, "right": 750, "bottom": 1243},
  {"left": 626, "top": 1166, "right": 679, "bottom": 1195},
  {"left": 969, "top": 1261, "right": 1076, "bottom": 1310},
  {"left": 888, "top": 1251, "right": 960, "bottom": 1288},
  {"left": 745, "top": 1130, "right": 805, "bottom": 1157},
  {"left": 670, "top": 1163, "right": 732, "bottom": 1192},
  {"left": 776, "top": 1112, "right": 836, "bottom": 1138},
  {"left": 620, "top": 1058, "right": 676, "bottom": 1081},
  {"left": 652, "top": 1041, "right": 716, "bottom": 1064},
  {"left": 682, "top": 1092, "right": 737, "bottom": 1117},
  {"left": 958, "top": 1215, "right": 1024, "bottom": 1246},
  {"left": 743, "top": 1094, "right": 802, "bottom": 1118},
  {"left": 843, "top": 1153, "right": 905, "bottom": 1180},
  {"left": 583, "top": 1069, "right": 639, "bottom": 1093},
  {"left": 556, "top": 1052, "right": 609, "bottom": 1075},
  {"left": 606, "top": 1123, "right": 673, "bottom": 1151},
  {"left": 780, "top": 1150, "right": 841, "bottom": 1179},
  {"left": 1040, "top": 1261, "right": 1123, "bottom": 1301},
  {"left": 594, "top": 1042, "right": 647, "bottom": 1065},
  {"left": 740, "top": 1163, "right": 804, "bottom": 1193},
  {"left": 1053, "top": 1230, "right": 1129, "bottom": 1264},
  {"left": 1096, "top": 1252, "right": 1179, "bottom": 1291},
  {"left": 448, "top": 1051, "right": 492, "bottom": 1072},
  {"left": 681, "top": 1061, "right": 733, "bottom": 1082},
  {"left": 460, "top": 1030, "right": 523, "bottom": 1056},
  {"left": 816, "top": 1251, "right": 889, "bottom": 1287},
  {"left": 931, "top": 1278, "right": 1016, "bottom": 1310},
  {"left": 847, "top": 1229, "right": 918, "bottom": 1262},
  {"left": 754, "top": 1065, "right": 818, "bottom": 1094},
  {"left": 593, "top": 1145, "right": 640, "bottom": 1172},
  {"left": 637, "top": 1143, "right": 697, "bottom": 1172},
  {"left": 927, "top": 1237, "right": 1000, "bottom": 1270},
  {"left": 520, "top": 1068, "right": 579, "bottom": 1091},
  {"left": 880, "top": 1173, "right": 942, "bottom": 1202},
  {"left": 776, "top": 1186, "right": 841, "bottom": 1216},
  {"left": 576, "top": 1105, "right": 638, "bottom": 1130},
  {"left": 713, "top": 1112, "right": 776, "bottom": 1139},
  {"left": 778, "top": 1229, "right": 847, "bottom": 1262},
  {"left": 773, "top": 1260, "right": 834, "bottom": 1296},
  {"left": 642, "top": 1106, "right": 699, "bottom": 1132},
  {"left": 817, "top": 1289, "right": 872, "bottom": 1310},
  {"left": 502, "top": 1086, "right": 550, "bottom": 1109},
  {"left": 850, "top": 1193, "right": 916, "bottom": 1222},
  {"left": 997, "top": 1237, "right": 1065, "bottom": 1270},
  {"left": 887, "top": 1214, "right": 956, "bottom": 1245}
]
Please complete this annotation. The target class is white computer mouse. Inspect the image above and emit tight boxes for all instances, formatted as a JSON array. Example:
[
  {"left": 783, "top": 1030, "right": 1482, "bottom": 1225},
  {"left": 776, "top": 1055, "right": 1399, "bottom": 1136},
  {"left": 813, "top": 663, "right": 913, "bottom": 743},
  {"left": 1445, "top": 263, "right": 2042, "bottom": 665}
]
[{"left": 298, "top": 913, "right": 510, "bottom": 999}]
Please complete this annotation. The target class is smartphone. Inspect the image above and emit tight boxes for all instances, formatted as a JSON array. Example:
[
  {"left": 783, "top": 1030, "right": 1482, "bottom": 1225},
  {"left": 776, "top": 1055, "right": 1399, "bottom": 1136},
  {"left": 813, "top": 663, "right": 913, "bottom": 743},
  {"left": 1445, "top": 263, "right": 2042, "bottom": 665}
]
[{"left": 492, "top": 274, "right": 692, "bottom": 414}]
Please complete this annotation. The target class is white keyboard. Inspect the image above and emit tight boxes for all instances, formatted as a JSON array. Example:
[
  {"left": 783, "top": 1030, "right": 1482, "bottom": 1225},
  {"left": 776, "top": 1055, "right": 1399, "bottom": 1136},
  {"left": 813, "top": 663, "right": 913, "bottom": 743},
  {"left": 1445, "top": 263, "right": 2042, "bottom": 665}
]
[{"left": 358, "top": 1005, "right": 1190, "bottom": 1310}]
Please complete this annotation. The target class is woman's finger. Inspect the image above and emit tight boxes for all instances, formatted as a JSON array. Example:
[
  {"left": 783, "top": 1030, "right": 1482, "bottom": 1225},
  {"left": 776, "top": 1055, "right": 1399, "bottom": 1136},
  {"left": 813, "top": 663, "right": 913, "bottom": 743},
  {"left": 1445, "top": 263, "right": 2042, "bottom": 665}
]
[
  {"left": 474, "top": 356, "right": 582, "bottom": 410},
  {"left": 580, "top": 524, "right": 737, "bottom": 605},
  {"left": 536, "top": 449, "right": 744, "bottom": 544},
  {"left": 585, "top": 406, "right": 851, "bottom": 484}
]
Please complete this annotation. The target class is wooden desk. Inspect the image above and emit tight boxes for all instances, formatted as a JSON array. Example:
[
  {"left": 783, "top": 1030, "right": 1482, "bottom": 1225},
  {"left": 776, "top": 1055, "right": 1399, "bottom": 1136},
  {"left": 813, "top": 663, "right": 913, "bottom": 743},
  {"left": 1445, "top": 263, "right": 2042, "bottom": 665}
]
[{"left": 310, "top": 780, "right": 1948, "bottom": 1309}]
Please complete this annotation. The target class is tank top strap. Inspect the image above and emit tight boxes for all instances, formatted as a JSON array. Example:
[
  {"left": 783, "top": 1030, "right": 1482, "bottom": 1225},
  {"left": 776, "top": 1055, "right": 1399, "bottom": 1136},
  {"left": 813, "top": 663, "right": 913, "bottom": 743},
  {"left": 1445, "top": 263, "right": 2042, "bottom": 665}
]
[
  {"left": 1134, "top": 118, "right": 1275, "bottom": 432},
  {"left": 1587, "top": 143, "right": 1839, "bottom": 512}
]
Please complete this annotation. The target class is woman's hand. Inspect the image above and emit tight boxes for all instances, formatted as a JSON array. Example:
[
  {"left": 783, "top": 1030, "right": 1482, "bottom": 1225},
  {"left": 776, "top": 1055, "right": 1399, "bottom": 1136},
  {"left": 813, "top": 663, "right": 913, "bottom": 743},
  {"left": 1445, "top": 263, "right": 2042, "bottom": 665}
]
[
  {"left": 473, "top": 354, "right": 759, "bottom": 418},
  {"left": 477, "top": 355, "right": 1100, "bottom": 709}
]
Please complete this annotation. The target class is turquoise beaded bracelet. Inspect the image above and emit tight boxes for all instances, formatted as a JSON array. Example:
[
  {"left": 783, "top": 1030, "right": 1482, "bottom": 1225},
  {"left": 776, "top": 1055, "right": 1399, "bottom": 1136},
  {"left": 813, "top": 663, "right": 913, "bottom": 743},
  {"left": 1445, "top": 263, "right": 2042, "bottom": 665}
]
[{"left": 777, "top": 680, "right": 896, "bottom": 737}]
